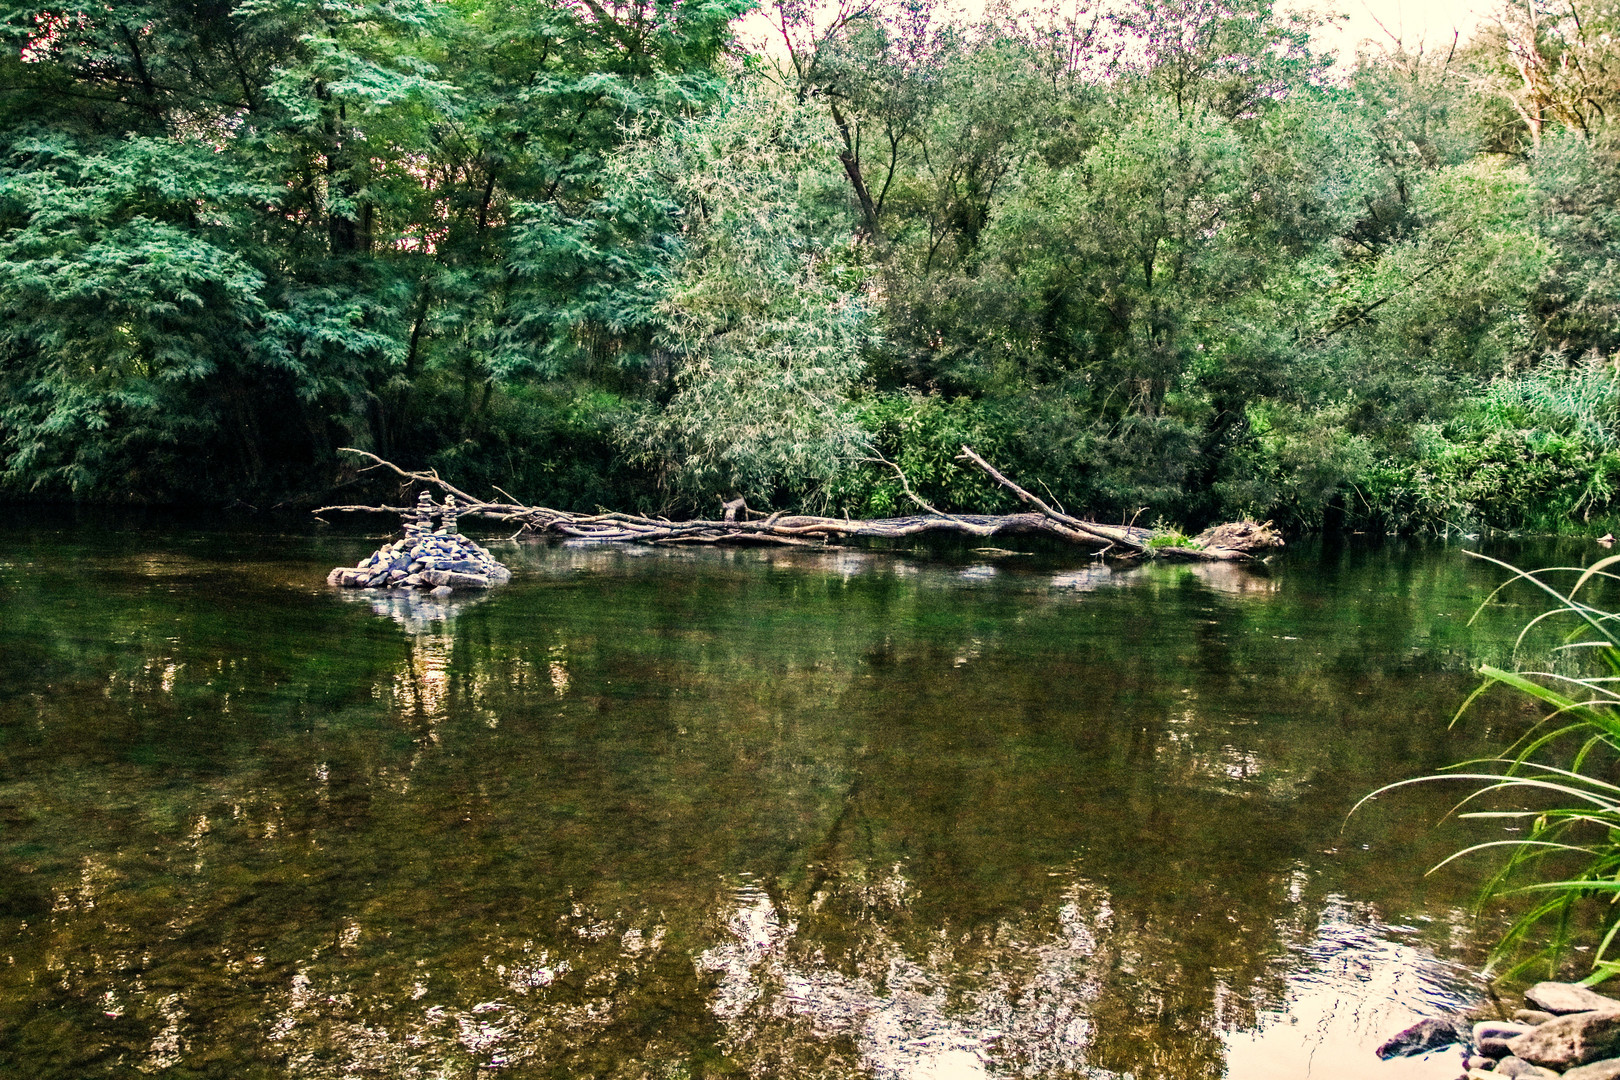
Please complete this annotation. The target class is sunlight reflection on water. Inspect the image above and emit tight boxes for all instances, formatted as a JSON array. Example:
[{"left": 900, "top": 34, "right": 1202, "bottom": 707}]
[
  {"left": 1225, "top": 899, "right": 1480, "bottom": 1079},
  {"left": 690, "top": 871, "right": 1479, "bottom": 1080}
]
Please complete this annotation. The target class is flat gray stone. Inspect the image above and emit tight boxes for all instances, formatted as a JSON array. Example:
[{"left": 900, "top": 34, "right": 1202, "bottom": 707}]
[
  {"left": 421, "top": 569, "right": 489, "bottom": 589},
  {"left": 1525, "top": 982, "right": 1620, "bottom": 1015},
  {"left": 430, "top": 585, "right": 454, "bottom": 598},
  {"left": 1509, "top": 1011, "right": 1620, "bottom": 1068},
  {"left": 1566, "top": 1059, "right": 1620, "bottom": 1080},
  {"left": 1515, "top": 1010, "right": 1558, "bottom": 1026}
]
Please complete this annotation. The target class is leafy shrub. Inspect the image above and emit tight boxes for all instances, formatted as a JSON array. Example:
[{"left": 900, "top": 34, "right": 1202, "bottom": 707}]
[{"left": 835, "top": 391, "right": 1021, "bottom": 517}]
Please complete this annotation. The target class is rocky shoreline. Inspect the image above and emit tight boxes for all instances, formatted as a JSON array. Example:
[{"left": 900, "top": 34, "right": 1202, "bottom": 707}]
[
  {"left": 326, "top": 491, "right": 512, "bottom": 595},
  {"left": 1380, "top": 982, "right": 1620, "bottom": 1078}
]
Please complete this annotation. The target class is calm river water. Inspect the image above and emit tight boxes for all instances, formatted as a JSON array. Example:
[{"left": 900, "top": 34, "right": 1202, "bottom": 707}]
[{"left": 0, "top": 520, "right": 1605, "bottom": 1078}]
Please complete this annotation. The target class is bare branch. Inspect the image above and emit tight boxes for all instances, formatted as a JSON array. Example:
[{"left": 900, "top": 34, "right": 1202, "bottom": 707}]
[
  {"left": 317, "top": 448, "right": 1283, "bottom": 562},
  {"left": 861, "top": 453, "right": 996, "bottom": 536}
]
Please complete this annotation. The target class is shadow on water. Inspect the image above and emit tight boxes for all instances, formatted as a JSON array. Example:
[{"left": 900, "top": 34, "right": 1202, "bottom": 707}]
[{"left": 0, "top": 521, "right": 1606, "bottom": 1078}]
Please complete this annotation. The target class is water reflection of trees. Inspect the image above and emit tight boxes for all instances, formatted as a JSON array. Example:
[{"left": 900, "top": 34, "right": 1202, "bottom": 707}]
[{"left": 0, "top": 538, "right": 1544, "bottom": 1076}]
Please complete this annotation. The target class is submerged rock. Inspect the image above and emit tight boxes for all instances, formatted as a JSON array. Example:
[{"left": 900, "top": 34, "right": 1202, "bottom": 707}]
[{"left": 1376, "top": 1016, "right": 1465, "bottom": 1059}]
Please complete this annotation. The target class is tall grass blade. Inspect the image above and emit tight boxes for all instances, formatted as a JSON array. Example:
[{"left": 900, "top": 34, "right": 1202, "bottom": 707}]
[{"left": 1366, "top": 556, "right": 1620, "bottom": 982}]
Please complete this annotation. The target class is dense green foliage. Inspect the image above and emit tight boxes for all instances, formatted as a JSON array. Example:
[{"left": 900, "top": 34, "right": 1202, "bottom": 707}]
[{"left": 3, "top": 0, "right": 1620, "bottom": 530}]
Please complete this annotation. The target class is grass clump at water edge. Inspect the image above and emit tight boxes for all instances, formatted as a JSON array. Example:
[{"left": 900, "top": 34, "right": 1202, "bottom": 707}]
[{"left": 1358, "top": 551, "right": 1620, "bottom": 985}]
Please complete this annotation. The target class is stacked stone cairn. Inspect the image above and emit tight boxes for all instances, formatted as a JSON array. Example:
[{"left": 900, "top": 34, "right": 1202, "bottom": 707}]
[
  {"left": 1378, "top": 981, "right": 1620, "bottom": 1078},
  {"left": 326, "top": 492, "right": 512, "bottom": 596}
]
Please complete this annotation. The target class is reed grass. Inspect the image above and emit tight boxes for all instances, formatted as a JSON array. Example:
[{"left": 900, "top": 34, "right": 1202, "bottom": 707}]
[{"left": 1357, "top": 551, "right": 1620, "bottom": 983}]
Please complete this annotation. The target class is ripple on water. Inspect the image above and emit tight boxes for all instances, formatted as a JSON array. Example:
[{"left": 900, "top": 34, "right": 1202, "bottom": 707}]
[{"left": 1224, "top": 897, "right": 1482, "bottom": 1079}]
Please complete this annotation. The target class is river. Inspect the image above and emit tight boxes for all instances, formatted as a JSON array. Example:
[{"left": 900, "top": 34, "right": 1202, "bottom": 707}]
[{"left": 0, "top": 519, "right": 1604, "bottom": 1078}]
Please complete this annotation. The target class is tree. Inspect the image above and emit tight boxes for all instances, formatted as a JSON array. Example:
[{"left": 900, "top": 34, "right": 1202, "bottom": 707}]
[{"left": 617, "top": 85, "right": 877, "bottom": 509}]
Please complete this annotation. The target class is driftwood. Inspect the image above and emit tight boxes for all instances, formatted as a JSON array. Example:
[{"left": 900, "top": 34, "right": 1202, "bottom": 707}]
[{"left": 315, "top": 447, "right": 1284, "bottom": 562}]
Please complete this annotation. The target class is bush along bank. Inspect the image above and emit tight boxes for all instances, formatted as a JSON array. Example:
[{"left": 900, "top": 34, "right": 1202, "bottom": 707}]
[{"left": 13, "top": 3, "right": 1620, "bottom": 540}]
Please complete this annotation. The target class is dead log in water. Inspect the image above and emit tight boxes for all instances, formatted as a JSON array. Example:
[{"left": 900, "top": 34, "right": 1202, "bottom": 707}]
[{"left": 315, "top": 446, "right": 1285, "bottom": 562}]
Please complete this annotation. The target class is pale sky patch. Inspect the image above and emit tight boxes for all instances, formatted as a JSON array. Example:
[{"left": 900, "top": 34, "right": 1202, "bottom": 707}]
[
  {"left": 1303, "top": 0, "right": 1494, "bottom": 67},
  {"left": 735, "top": 0, "right": 1501, "bottom": 71}
]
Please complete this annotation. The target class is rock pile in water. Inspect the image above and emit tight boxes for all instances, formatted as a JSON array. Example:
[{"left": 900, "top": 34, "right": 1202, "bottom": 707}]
[
  {"left": 326, "top": 492, "right": 512, "bottom": 595},
  {"left": 1378, "top": 981, "right": 1620, "bottom": 1078}
]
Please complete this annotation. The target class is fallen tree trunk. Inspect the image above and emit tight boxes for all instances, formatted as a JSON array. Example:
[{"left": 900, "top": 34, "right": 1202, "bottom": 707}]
[{"left": 315, "top": 447, "right": 1284, "bottom": 562}]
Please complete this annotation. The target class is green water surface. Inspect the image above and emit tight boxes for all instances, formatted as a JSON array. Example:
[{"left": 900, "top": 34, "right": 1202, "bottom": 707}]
[{"left": 0, "top": 523, "right": 1598, "bottom": 1079}]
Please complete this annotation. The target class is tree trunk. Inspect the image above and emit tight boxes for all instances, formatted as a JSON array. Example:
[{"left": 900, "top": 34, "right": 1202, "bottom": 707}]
[{"left": 316, "top": 448, "right": 1285, "bottom": 563}]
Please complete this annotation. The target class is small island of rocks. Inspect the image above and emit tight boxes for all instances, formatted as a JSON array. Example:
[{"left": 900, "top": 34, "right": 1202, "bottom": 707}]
[{"left": 326, "top": 491, "right": 512, "bottom": 595}]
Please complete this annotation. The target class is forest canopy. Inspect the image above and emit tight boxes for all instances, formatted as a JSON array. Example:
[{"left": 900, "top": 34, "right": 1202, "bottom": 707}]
[{"left": 3, "top": 0, "right": 1620, "bottom": 534}]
